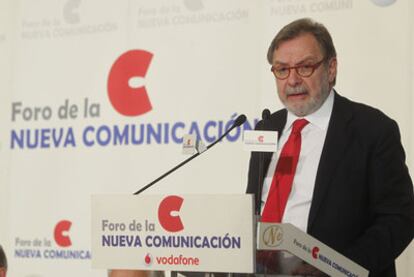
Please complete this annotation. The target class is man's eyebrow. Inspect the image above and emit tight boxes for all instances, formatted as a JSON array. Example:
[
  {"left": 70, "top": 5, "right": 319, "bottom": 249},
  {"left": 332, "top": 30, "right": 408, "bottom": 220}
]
[
  {"left": 273, "top": 60, "right": 288, "bottom": 66},
  {"left": 296, "top": 57, "right": 318, "bottom": 65},
  {"left": 273, "top": 56, "right": 318, "bottom": 66}
]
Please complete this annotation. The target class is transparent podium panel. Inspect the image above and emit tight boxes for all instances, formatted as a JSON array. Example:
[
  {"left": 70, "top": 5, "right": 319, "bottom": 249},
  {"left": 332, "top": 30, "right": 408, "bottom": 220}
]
[
  {"left": 256, "top": 223, "right": 369, "bottom": 277},
  {"left": 172, "top": 250, "right": 316, "bottom": 277},
  {"left": 256, "top": 250, "right": 310, "bottom": 276}
]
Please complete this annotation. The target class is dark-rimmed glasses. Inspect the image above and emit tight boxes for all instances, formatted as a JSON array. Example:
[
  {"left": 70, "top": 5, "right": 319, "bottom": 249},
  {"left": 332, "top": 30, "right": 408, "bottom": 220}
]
[{"left": 271, "top": 58, "right": 325, "bottom": 80}]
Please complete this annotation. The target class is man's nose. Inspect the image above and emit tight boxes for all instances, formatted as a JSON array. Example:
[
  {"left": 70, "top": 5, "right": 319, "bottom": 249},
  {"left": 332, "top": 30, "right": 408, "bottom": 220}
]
[{"left": 287, "top": 69, "right": 302, "bottom": 86}]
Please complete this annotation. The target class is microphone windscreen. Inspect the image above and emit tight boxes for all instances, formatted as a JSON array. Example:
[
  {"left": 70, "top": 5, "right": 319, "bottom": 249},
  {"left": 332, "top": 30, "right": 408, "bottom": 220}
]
[
  {"left": 262, "top": 108, "right": 271, "bottom": 120},
  {"left": 234, "top": 114, "right": 247, "bottom": 127}
]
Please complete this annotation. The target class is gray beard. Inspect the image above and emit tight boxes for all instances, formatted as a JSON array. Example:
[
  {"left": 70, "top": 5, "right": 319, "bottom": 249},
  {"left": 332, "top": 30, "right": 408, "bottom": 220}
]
[{"left": 283, "top": 86, "right": 330, "bottom": 117}]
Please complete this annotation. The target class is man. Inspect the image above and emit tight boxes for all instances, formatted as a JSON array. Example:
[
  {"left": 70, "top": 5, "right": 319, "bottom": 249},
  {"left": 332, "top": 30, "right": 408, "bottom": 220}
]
[
  {"left": 0, "top": 245, "right": 7, "bottom": 277},
  {"left": 246, "top": 18, "right": 414, "bottom": 277}
]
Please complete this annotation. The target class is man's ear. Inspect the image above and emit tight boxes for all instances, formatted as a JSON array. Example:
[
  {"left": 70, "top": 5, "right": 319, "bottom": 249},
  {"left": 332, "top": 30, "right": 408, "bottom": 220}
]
[{"left": 328, "top": 57, "right": 337, "bottom": 84}]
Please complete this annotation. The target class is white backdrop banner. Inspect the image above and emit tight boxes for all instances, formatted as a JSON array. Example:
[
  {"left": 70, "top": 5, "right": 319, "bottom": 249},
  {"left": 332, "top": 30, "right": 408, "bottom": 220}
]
[{"left": 1, "top": 0, "right": 413, "bottom": 276}]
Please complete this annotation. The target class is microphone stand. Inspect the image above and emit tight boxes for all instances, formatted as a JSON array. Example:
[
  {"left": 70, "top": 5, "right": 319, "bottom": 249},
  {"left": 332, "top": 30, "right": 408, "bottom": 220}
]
[
  {"left": 133, "top": 114, "right": 247, "bottom": 195},
  {"left": 257, "top": 109, "right": 271, "bottom": 277},
  {"left": 256, "top": 109, "right": 271, "bottom": 217}
]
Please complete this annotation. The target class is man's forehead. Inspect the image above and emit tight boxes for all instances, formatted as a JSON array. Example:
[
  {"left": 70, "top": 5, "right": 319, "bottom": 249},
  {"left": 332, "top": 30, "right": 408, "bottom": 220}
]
[{"left": 273, "top": 33, "right": 323, "bottom": 63}]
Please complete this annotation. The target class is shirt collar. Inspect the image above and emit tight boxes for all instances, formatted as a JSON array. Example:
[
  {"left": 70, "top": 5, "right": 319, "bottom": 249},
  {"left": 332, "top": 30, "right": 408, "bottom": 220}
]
[{"left": 285, "top": 89, "right": 335, "bottom": 132}]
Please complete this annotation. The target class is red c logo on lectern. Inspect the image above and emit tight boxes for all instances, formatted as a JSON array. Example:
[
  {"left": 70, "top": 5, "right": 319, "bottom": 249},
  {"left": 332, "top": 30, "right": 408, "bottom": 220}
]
[
  {"left": 54, "top": 220, "right": 72, "bottom": 247},
  {"left": 312, "top": 246, "right": 320, "bottom": 259},
  {"left": 107, "top": 49, "right": 153, "bottom": 116},
  {"left": 158, "top": 195, "right": 184, "bottom": 232}
]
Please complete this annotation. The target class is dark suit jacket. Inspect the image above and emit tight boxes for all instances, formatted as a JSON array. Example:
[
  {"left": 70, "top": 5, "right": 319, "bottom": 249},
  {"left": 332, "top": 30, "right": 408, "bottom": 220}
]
[{"left": 246, "top": 92, "right": 414, "bottom": 277}]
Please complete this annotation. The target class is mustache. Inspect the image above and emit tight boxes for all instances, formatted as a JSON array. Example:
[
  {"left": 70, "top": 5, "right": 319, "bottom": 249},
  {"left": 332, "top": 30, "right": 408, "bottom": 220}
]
[{"left": 286, "top": 86, "right": 307, "bottom": 95}]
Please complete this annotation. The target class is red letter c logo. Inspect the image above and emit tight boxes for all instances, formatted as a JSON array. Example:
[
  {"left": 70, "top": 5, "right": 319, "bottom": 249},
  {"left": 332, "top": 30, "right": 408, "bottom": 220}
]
[
  {"left": 312, "top": 246, "right": 319, "bottom": 259},
  {"left": 54, "top": 220, "right": 72, "bottom": 247},
  {"left": 158, "top": 195, "right": 184, "bottom": 232},
  {"left": 107, "top": 49, "right": 153, "bottom": 116}
]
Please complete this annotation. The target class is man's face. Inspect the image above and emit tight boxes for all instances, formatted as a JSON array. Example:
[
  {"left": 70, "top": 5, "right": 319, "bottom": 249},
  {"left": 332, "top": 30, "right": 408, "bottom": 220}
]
[{"left": 272, "top": 33, "right": 337, "bottom": 116}]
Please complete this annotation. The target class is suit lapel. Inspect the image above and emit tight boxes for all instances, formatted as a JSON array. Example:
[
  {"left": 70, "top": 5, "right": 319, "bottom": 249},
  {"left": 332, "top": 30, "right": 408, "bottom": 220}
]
[{"left": 307, "top": 93, "right": 353, "bottom": 231}]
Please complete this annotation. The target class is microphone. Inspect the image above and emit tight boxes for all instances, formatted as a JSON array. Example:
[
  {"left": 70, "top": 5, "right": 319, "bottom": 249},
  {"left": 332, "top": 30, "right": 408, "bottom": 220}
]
[
  {"left": 256, "top": 108, "right": 271, "bottom": 216},
  {"left": 262, "top": 109, "right": 271, "bottom": 122},
  {"left": 134, "top": 114, "right": 247, "bottom": 195}
]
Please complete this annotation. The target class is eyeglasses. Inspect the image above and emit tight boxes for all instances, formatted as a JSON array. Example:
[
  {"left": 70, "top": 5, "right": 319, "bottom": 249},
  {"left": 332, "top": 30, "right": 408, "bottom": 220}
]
[{"left": 271, "top": 58, "right": 325, "bottom": 80}]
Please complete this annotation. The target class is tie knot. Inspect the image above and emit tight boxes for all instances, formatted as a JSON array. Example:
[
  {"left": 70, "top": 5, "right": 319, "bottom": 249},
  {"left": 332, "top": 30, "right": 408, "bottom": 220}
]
[{"left": 292, "top": 118, "right": 309, "bottom": 134}]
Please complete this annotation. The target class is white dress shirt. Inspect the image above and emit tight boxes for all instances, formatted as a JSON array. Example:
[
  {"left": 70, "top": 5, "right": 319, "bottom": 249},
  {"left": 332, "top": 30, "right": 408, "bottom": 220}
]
[{"left": 261, "top": 90, "right": 334, "bottom": 232}]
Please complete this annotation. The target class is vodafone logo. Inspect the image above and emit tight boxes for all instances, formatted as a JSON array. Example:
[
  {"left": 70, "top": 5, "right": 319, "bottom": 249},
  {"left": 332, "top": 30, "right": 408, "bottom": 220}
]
[
  {"left": 258, "top": 135, "right": 264, "bottom": 143},
  {"left": 54, "top": 220, "right": 72, "bottom": 247},
  {"left": 107, "top": 50, "right": 153, "bottom": 116},
  {"left": 158, "top": 195, "right": 184, "bottom": 232},
  {"left": 144, "top": 253, "right": 152, "bottom": 265}
]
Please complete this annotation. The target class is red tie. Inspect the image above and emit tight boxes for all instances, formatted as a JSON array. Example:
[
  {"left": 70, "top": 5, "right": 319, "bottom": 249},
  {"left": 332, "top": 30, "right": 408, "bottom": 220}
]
[{"left": 261, "top": 118, "right": 309, "bottom": 223}]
